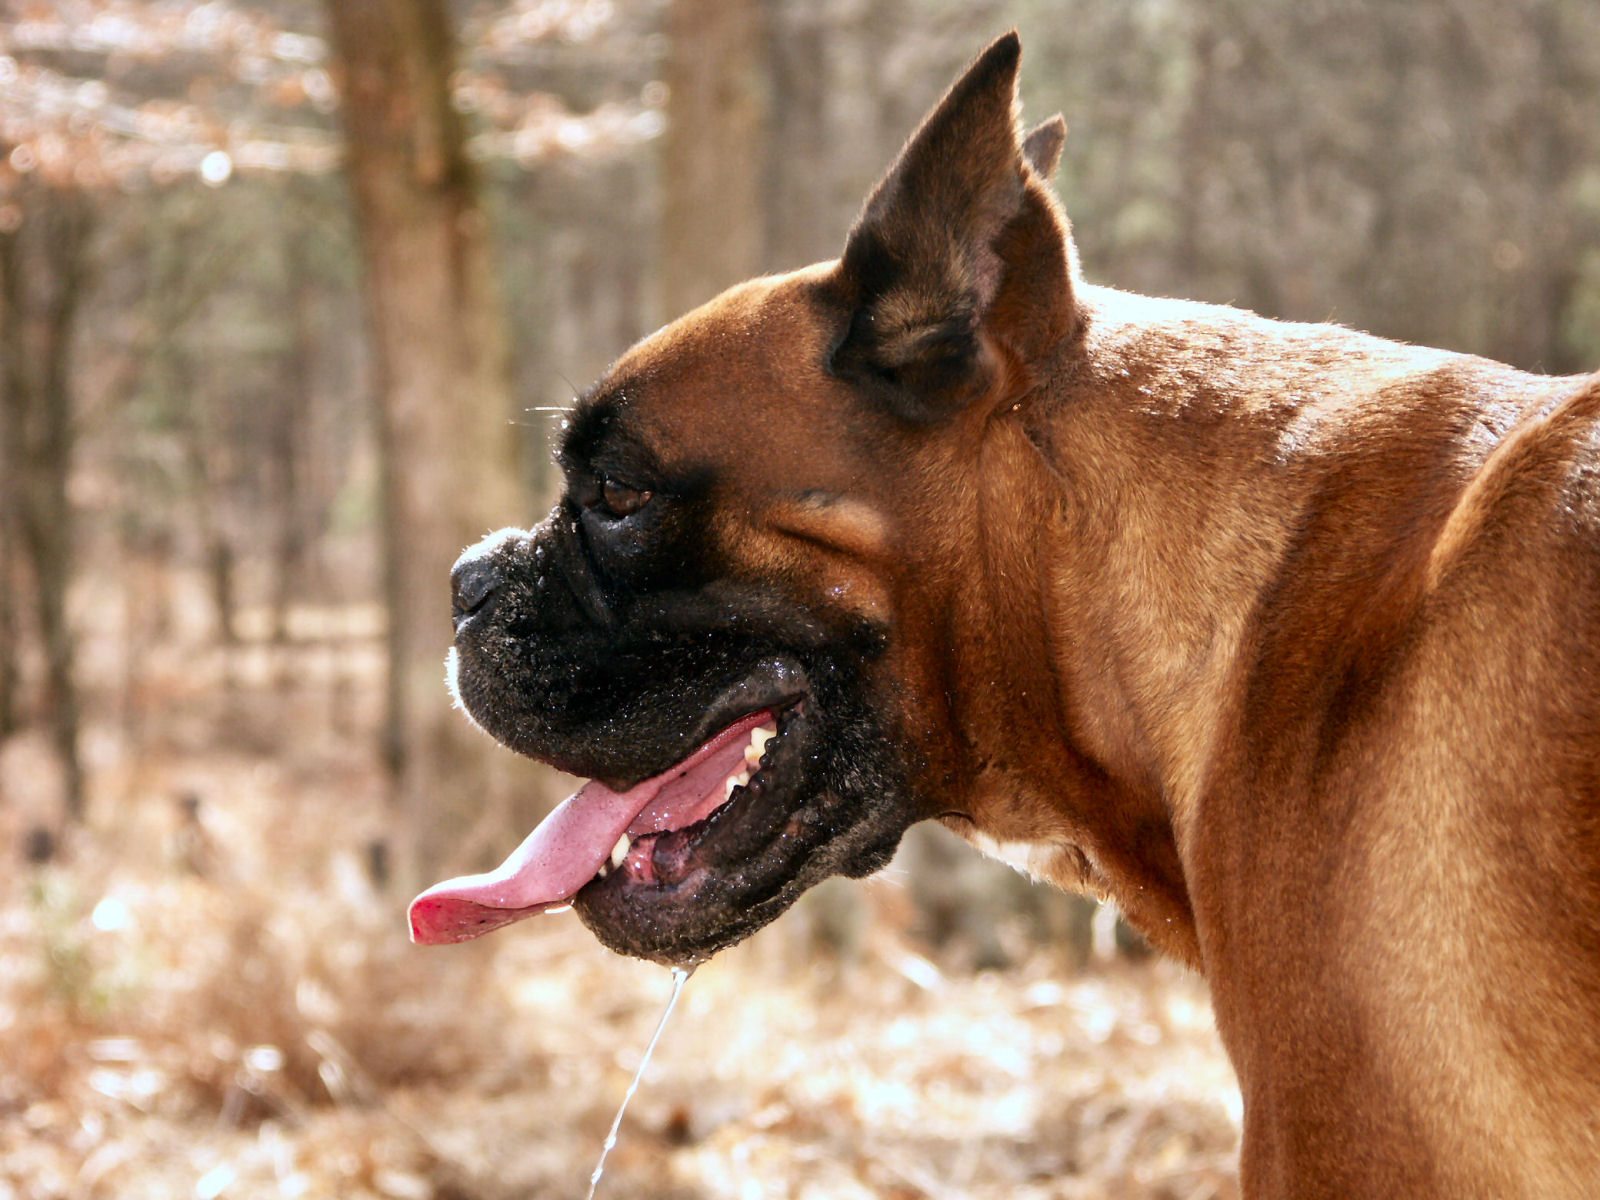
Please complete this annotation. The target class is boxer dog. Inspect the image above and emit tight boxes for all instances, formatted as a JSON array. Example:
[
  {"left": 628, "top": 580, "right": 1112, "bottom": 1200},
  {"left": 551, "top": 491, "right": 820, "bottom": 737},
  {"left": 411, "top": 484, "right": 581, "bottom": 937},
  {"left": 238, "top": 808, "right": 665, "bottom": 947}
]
[{"left": 410, "top": 33, "right": 1600, "bottom": 1198}]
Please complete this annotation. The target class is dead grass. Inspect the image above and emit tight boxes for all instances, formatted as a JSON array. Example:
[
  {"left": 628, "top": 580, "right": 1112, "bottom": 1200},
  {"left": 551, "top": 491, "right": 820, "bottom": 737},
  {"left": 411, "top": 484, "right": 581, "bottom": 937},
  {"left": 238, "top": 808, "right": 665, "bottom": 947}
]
[{"left": 0, "top": 634, "right": 1239, "bottom": 1200}]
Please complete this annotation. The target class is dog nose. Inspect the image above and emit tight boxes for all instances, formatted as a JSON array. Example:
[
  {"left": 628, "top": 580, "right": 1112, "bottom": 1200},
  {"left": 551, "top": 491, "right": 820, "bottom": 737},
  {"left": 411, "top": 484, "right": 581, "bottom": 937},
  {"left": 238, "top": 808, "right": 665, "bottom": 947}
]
[{"left": 450, "top": 554, "right": 502, "bottom": 629}]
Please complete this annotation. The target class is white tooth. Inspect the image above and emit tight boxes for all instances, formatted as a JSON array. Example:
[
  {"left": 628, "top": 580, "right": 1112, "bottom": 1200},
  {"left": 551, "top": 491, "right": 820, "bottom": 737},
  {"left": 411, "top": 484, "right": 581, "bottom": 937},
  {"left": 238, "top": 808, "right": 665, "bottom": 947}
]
[
  {"left": 734, "top": 771, "right": 750, "bottom": 788},
  {"left": 610, "top": 834, "right": 630, "bottom": 868},
  {"left": 724, "top": 777, "right": 739, "bottom": 798},
  {"left": 596, "top": 862, "right": 610, "bottom": 879},
  {"left": 545, "top": 904, "right": 572, "bottom": 914},
  {"left": 744, "top": 726, "right": 776, "bottom": 767}
]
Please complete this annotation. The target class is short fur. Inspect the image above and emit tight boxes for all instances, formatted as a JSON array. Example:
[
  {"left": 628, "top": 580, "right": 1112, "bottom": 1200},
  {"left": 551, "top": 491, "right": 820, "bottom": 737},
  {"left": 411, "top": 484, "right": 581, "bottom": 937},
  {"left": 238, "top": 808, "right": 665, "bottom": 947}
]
[{"left": 448, "top": 33, "right": 1600, "bottom": 1197}]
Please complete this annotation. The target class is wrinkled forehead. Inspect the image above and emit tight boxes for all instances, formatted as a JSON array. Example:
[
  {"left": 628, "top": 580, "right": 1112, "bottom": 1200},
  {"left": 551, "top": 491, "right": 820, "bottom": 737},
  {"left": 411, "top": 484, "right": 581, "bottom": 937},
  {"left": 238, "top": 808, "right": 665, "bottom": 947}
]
[{"left": 558, "top": 265, "right": 862, "bottom": 482}]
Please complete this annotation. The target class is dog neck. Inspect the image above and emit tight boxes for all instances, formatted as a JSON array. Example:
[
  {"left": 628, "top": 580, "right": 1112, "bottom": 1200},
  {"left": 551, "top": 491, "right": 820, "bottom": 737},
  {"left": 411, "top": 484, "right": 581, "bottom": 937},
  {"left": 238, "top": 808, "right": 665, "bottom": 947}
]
[{"left": 946, "top": 282, "right": 1543, "bottom": 969}]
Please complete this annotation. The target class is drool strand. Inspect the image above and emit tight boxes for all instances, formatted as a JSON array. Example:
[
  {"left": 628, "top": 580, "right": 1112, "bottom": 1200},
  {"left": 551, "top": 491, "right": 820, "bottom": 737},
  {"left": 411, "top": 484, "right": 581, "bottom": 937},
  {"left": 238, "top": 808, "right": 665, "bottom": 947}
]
[{"left": 584, "top": 964, "right": 694, "bottom": 1200}]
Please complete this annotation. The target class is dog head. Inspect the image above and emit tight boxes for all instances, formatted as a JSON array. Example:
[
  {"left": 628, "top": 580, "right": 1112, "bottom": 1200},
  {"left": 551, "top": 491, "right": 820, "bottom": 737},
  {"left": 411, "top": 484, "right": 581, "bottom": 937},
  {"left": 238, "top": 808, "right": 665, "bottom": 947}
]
[{"left": 410, "top": 33, "right": 1083, "bottom": 964}]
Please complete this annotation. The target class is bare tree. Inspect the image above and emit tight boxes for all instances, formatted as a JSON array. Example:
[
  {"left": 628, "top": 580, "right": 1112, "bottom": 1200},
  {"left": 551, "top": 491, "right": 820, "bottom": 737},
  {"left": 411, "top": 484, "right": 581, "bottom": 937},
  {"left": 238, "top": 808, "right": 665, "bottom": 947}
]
[
  {"left": 0, "top": 180, "right": 91, "bottom": 824},
  {"left": 0, "top": 502, "right": 15, "bottom": 742},
  {"left": 659, "top": 0, "right": 770, "bottom": 315},
  {"left": 322, "top": 0, "right": 526, "bottom": 885}
]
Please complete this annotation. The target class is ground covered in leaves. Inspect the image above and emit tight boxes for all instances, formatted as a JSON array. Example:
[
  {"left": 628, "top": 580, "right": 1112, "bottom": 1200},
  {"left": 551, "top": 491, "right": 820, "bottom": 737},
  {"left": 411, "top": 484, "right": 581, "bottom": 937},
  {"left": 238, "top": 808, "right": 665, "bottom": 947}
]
[{"left": 0, "top": 637, "right": 1239, "bottom": 1200}]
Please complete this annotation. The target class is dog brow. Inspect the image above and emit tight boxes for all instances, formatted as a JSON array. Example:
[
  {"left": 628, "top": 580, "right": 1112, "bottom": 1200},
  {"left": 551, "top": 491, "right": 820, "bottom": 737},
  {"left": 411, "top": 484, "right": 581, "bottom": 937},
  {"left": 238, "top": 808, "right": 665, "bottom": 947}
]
[
  {"left": 558, "top": 389, "right": 675, "bottom": 495},
  {"left": 558, "top": 390, "right": 622, "bottom": 469}
]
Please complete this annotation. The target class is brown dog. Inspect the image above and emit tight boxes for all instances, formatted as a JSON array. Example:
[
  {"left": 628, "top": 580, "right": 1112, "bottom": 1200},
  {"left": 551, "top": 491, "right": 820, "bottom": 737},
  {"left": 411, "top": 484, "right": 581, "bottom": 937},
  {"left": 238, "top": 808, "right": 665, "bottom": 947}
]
[{"left": 412, "top": 33, "right": 1600, "bottom": 1198}]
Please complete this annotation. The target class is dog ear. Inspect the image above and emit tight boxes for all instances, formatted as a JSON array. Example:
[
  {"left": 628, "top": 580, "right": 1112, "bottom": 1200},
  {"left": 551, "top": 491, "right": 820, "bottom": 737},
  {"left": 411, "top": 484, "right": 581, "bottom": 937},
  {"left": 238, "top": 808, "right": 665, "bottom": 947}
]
[
  {"left": 1023, "top": 115, "right": 1067, "bottom": 179},
  {"left": 831, "top": 33, "right": 1078, "bottom": 424}
]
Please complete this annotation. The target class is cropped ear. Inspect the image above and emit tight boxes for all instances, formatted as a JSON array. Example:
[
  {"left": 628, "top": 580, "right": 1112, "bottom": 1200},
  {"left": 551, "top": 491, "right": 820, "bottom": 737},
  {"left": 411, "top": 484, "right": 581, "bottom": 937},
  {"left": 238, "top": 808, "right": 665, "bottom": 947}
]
[{"left": 830, "top": 33, "right": 1079, "bottom": 425}]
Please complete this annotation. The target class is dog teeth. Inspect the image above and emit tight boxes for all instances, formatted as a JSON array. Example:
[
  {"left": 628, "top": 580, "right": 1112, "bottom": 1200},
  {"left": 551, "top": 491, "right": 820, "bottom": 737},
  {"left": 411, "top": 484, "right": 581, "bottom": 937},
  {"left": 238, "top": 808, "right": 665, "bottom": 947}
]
[
  {"left": 610, "top": 834, "right": 630, "bottom": 868},
  {"left": 745, "top": 724, "right": 776, "bottom": 767},
  {"left": 728, "top": 724, "right": 775, "bottom": 797}
]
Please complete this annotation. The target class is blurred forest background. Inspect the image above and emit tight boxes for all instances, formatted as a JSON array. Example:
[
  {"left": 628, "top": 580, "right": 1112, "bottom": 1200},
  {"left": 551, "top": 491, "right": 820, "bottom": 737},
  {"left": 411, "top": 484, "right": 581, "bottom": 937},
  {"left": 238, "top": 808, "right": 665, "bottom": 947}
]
[{"left": 2, "top": 1, "right": 1598, "bottom": 1198}]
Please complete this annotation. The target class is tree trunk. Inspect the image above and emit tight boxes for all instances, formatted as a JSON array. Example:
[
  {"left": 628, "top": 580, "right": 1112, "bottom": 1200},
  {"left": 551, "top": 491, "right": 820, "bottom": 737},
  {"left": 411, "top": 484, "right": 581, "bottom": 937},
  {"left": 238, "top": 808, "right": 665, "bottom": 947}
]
[
  {"left": 323, "top": 0, "right": 526, "bottom": 887},
  {"left": 659, "top": 0, "right": 770, "bottom": 316},
  {"left": 0, "top": 180, "right": 89, "bottom": 824},
  {"left": 762, "top": 0, "right": 835, "bottom": 272},
  {"left": 0, "top": 407, "right": 17, "bottom": 742},
  {"left": 268, "top": 202, "right": 317, "bottom": 647}
]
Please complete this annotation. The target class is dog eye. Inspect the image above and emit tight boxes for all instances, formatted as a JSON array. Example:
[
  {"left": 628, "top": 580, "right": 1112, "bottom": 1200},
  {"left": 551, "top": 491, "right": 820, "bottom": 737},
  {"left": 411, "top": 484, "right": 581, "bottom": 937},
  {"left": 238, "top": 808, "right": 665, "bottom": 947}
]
[{"left": 599, "top": 479, "right": 652, "bottom": 518}]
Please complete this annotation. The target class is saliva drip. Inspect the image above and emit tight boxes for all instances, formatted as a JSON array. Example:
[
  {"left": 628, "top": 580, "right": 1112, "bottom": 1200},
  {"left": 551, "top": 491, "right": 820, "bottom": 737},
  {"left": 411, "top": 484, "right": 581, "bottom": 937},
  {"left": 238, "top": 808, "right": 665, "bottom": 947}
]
[{"left": 584, "top": 964, "right": 694, "bottom": 1200}]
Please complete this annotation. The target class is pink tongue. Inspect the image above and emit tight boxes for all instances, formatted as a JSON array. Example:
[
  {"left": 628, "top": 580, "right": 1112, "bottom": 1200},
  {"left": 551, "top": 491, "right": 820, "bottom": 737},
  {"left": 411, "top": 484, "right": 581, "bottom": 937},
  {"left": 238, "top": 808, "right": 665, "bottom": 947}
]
[{"left": 408, "top": 712, "right": 768, "bottom": 945}]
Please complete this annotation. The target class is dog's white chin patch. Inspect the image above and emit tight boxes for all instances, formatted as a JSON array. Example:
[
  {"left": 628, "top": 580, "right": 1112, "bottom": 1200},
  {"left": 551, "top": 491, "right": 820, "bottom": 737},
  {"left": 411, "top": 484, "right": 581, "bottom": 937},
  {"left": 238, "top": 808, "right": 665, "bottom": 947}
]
[
  {"left": 961, "top": 829, "right": 1107, "bottom": 900},
  {"left": 407, "top": 711, "right": 777, "bottom": 945},
  {"left": 964, "top": 830, "right": 1054, "bottom": 879}
]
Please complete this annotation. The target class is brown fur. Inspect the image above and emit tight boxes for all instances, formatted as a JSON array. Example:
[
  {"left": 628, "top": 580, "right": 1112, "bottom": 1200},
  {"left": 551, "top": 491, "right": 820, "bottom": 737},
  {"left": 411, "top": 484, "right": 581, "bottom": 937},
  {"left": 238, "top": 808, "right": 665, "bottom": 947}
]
[{"left": 565, "top": 33, "right": 1600, "bottom": 1197}]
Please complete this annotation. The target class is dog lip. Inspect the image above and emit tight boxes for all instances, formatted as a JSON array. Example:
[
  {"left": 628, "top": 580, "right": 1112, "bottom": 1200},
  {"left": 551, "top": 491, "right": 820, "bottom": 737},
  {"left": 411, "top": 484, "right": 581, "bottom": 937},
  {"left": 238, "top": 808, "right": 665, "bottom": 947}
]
[
  {"left": 694, "top": 656, "right": 807, "bottom": 737},
  {"left": 590, "top": 656, "right": 809, "bottom": 792}
]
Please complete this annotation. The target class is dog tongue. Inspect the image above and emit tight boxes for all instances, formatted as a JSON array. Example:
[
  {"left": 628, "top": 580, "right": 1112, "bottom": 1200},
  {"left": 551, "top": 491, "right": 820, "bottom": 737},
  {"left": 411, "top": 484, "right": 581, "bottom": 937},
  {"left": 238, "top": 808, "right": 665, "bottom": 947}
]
[
  {"left": 408, "top": 777, "right": 648, "bottom": 944},
  {"left": 408, "top": 713, "right": 767, "bottom": 945}
]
